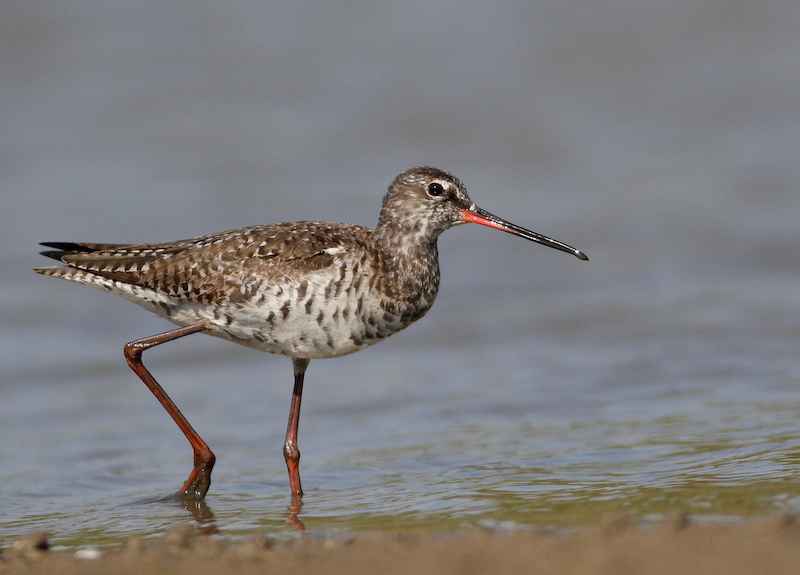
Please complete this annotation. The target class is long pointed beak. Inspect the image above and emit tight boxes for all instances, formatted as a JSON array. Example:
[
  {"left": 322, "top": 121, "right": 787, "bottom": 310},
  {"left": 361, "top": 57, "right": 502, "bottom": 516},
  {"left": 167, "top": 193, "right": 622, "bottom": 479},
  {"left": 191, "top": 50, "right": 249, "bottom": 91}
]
[{"left": 462, "top": 207, "right": 588, "bottom": 261}]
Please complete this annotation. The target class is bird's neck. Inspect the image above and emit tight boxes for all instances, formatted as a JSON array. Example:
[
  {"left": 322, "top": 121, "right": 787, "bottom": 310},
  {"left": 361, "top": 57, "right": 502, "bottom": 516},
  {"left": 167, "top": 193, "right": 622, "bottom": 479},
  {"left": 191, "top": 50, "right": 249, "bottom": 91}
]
[{"left": 374, "top": 221, "right": 442, "bottom": 317}]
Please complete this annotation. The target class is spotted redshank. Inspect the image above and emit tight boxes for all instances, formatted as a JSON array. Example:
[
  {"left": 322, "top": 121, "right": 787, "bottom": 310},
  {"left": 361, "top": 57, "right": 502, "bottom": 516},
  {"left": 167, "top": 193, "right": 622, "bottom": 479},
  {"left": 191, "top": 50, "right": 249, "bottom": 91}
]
[{"left": 35, "top": 166, "right": 587, "bottom": 501}]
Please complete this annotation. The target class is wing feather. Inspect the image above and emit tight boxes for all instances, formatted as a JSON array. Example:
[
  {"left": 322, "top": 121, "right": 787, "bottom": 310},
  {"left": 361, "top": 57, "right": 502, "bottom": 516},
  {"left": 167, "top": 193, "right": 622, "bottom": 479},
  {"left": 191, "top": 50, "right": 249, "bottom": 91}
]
[{"left": 37, "top": 222, "right": 376, "bottom": 303}]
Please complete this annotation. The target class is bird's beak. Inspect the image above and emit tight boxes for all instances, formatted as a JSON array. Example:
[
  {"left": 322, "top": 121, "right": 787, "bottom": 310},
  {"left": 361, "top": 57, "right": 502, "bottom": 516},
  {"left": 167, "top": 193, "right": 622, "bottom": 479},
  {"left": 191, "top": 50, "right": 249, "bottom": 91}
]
[{"left": 461, "top": 207, "right": 588, "bottom": 261}]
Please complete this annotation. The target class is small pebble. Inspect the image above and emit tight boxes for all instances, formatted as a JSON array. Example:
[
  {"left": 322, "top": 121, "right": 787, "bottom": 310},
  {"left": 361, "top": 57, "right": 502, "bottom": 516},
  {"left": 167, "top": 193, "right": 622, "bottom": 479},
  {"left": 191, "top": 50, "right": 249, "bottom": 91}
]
[
  {"left": 10, "top": 531, "right": 49, "bottom": 560},
  {"left": 75, "top": 547, "right": 103, "bottom": 560}
]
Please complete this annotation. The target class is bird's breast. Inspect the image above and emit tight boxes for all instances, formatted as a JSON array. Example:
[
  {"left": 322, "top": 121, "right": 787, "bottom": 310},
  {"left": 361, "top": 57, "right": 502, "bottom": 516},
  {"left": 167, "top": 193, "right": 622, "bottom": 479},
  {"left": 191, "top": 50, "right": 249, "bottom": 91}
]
[{"left": 177, "top": 255, "right": 432, "bottom": 359}]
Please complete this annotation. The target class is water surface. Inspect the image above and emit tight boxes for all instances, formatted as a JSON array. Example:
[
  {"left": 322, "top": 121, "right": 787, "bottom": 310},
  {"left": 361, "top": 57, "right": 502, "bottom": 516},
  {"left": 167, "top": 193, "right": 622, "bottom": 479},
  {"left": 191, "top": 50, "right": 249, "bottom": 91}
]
[{"left": 2, "top": 0, "right": 800, "bottom": 547}]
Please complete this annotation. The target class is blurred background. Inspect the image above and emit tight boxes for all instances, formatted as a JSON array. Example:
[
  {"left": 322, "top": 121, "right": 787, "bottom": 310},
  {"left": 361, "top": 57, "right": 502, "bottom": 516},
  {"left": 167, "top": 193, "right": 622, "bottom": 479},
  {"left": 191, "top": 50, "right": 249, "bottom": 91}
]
[{"left": 2, "top": 0, "right": 799, "bottom": 545}]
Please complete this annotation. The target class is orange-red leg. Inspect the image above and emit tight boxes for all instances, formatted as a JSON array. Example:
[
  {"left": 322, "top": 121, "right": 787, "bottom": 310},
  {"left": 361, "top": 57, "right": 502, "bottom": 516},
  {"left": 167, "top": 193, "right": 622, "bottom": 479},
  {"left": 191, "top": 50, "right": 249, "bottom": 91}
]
[
  {"left": 284, "top": 358, "right": 309, "bottom": 498},
  {"left": 123, "top": 323, "right": 214, "bottom": 500}
]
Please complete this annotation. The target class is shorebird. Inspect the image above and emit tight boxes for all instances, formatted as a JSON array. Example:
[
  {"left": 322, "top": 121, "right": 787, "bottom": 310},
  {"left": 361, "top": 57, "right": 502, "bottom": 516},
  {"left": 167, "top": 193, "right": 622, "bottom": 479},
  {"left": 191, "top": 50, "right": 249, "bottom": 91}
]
[{"left": 35, "top": 166, "right": 587, "bottom": 501}]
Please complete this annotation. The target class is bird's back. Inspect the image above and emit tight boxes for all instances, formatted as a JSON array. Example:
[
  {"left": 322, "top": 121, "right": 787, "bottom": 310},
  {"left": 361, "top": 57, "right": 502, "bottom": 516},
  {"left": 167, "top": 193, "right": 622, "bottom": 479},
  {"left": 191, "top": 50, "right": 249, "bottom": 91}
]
[{"left": 35, "top": 221, "right": 433, "bottom": 359}]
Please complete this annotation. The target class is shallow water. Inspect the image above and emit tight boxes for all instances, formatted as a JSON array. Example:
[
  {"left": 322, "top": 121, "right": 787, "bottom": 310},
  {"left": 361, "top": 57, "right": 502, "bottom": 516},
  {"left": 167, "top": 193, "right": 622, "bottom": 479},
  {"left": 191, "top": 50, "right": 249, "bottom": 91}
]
[{"left": 2, "top": 0, "right": 800, "bottom": 548}]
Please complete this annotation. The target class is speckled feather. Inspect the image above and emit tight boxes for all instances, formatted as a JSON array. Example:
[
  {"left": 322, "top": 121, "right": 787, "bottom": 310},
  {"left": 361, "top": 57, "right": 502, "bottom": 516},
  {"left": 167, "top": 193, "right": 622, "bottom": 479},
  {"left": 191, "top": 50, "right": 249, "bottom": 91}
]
[{"left": 35, "top": 167, "right": 476, "bottom": 359}]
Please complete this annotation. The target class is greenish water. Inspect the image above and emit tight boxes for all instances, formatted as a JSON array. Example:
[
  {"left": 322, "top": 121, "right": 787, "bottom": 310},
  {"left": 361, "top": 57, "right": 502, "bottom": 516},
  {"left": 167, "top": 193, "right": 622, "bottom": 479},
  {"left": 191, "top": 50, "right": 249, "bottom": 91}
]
[{"left": 4, "top": 362, "right": 800, "bottom": 548}]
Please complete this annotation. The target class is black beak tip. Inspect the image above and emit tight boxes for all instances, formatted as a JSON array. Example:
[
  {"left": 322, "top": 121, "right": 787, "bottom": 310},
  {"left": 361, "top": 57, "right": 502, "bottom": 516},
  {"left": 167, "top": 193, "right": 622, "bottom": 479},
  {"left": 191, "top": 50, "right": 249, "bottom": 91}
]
[{"left": 575, "top": 250, "right": 589, "bottom": 261}]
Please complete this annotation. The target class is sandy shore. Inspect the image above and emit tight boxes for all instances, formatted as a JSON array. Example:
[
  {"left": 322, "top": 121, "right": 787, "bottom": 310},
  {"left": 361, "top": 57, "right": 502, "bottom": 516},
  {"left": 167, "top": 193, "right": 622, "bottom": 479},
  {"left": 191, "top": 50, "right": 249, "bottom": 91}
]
[{"left": 4, "top": 515, "right": 800, "bottom": 574}]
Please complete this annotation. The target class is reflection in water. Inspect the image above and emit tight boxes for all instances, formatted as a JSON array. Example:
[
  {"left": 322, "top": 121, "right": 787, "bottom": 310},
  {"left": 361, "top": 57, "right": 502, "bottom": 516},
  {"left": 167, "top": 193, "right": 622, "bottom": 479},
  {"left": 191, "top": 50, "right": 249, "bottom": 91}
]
[
  {"left": 179, "top": 497, "right": 216, "bottom": 530},
  {"left": 135, "top": 483, "right": 306, "bottom": 533},
  {"left": 133, "top": 493, "right": 218, "bottom": 531},
  {"left": 286, "top": 495, "right": 305, "bottom": 531}
]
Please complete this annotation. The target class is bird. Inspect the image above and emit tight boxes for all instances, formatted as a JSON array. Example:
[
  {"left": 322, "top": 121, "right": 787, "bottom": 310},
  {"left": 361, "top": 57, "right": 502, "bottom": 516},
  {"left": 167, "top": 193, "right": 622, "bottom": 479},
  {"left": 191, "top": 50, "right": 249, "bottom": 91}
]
[{"left": 35, "top": 166, "right": 587, "bottom": 502}]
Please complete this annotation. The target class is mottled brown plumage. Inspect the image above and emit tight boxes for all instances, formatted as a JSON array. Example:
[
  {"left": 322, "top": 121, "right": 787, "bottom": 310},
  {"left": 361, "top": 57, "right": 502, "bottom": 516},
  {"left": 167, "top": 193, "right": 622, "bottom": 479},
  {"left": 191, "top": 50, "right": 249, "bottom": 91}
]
[{"left": 35, "top": 166, "right": 587, "bottom": 509}]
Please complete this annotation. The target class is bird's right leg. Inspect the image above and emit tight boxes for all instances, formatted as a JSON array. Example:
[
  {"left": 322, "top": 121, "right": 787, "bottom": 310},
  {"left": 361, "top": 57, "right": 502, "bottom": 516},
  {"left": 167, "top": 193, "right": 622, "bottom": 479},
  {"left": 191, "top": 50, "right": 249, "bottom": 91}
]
[
  {"left": 284, "top": 358, "right": 310, "bottom": 499},
  {"left": 123, "top": 322, "right": 215, "bottom": 500}
]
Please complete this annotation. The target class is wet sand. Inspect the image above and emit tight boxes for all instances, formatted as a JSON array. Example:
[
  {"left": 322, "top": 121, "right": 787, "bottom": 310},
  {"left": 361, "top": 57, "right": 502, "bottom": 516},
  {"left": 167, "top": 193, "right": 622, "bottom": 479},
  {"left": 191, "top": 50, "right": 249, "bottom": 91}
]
[{"left": 5, "top": 515, "right": 800, "bottom": 575}]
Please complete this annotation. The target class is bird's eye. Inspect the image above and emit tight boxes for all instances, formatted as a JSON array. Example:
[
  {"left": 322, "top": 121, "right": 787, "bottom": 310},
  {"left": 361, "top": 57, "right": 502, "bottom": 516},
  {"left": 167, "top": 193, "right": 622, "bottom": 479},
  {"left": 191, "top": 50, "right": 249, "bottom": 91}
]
[{"left": 427, "top": 182, "right": 445, "bottom": 197}]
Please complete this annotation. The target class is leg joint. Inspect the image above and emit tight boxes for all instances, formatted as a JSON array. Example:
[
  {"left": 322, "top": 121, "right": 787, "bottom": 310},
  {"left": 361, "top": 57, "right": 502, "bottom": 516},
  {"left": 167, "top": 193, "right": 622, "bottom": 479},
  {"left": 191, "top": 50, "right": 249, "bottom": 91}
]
[
  {"left": 123, "top": 341, "right": 143, "bottom": 363},
  {"left": 283, "top": 441, "right": 300, "bottom": 463}
]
